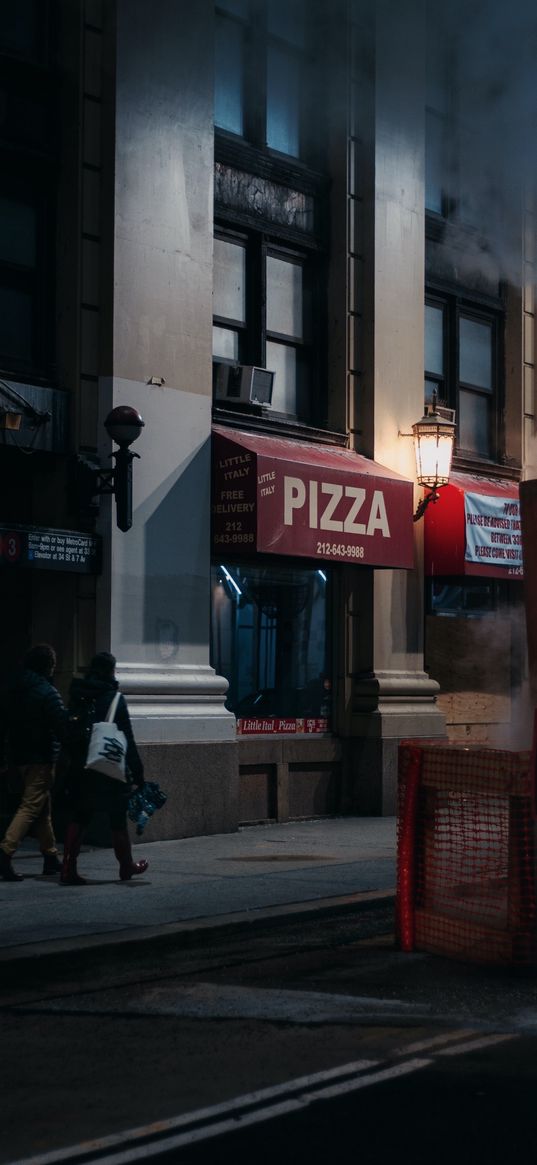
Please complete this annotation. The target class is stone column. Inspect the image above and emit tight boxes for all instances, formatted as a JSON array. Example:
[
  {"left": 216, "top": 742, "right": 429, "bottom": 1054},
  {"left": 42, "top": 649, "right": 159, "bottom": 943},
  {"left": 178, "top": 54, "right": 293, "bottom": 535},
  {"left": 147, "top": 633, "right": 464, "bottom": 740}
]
[
  {"left": 96, "top": 376, "right": 233, "bottom": 745},
  {"left": 95, "top": 0, "right": 236, "bottom": 835},
  {"left": 344, "top": 0, "right": 445, "bottom": 815}
]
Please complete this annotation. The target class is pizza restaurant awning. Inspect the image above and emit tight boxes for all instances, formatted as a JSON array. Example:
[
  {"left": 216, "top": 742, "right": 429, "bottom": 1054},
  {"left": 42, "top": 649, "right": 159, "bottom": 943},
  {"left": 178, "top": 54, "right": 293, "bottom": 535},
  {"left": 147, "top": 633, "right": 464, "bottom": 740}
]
[
  {"left": 212, "top": 426, "right": 414, "bottom": 568},
  {"left": 424, "top": 472, "right": 522, "bottom": 579}
]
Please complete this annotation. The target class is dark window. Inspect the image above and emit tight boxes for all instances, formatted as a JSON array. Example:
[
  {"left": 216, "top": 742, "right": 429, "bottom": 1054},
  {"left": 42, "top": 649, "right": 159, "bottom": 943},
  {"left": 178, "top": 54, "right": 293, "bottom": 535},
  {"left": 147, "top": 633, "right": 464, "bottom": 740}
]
[
  {"left": 0, "top": 185, "right": 54, "bottom": 375},
  {"left": 425, "top": 92, "right": 450, "bottom": 217},
  {"left": 425, "top": 13, "right": 453, "bottom": 217},
  {"left": 425, "top": 293, "right": 500, "bottom": 462},
  {"left": 215, "top": 0, "right": 315, "bottom": 164},
  {"left": 213, "top": 226, "right": 317, "bottom": 420},
  {"left": 211, "top": 561, "right": 331, "bottom": 724},
  {"left": 266, "top": 249, "right": 308, "bottom": 414},
  {"left": 427, "top": 577, "right": 504, "bottom": 618},
  {"left": 213, "top": 234, "right": 247, "bottom": 361},
  {"left": 214, "top": 2, "right": 326, "bottom": 426},
  {"left": 215, "top": 2, "right": 247, "bottom": 137},
  {"left": 0, "top": 0, "right": 43, "bottom": 63},
  {"left": 0, "top": 1, "right": 57, "bottom": 380},
  {"left": 425, "top": 11, "right": 498, "bottom": 236}
]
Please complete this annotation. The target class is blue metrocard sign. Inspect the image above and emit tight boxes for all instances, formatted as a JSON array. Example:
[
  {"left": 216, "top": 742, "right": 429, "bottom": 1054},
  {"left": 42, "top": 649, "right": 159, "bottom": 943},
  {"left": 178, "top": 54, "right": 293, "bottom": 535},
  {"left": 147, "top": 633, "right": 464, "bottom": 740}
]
[{"left": 0, "top": 524, "right": 101, "bottom": 574}]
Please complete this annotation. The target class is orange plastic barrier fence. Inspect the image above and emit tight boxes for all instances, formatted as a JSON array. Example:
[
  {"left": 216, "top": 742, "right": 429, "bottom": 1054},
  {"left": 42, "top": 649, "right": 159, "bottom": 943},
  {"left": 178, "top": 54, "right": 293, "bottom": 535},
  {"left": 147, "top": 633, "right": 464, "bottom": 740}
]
[{"left": 396, "top": 740, "right": 537, "bottom": 965}]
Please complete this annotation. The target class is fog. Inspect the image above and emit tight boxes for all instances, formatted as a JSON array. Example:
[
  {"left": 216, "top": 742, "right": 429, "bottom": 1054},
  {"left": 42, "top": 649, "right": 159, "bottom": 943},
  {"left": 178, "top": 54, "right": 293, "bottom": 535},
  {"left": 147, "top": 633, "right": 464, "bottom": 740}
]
[{"left": 426, "top": 0, "right": 537, "bottom": 285}]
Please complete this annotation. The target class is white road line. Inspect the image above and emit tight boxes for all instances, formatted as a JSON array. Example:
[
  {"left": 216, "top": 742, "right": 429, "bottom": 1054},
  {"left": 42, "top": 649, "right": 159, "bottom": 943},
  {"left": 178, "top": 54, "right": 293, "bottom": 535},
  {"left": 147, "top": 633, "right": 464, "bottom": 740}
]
[
  {"left": 8, "top": 1059, "right": 379, "bottom": 1165},
  {"left": 97, "top": 1060, "right": 433, "bottom": 1164},
  {"left": 14, "top": 1059, "right": 432, "bottom": 1165},
  {"left": 399, "top": 1030, "right": 479, "bottom": 1055},
  {"left": 9, "top": 1032, "right": 519, "bottom": 1165},
  {"left": 436, "top": 1033, "right": 515, "bottom": 1056}
]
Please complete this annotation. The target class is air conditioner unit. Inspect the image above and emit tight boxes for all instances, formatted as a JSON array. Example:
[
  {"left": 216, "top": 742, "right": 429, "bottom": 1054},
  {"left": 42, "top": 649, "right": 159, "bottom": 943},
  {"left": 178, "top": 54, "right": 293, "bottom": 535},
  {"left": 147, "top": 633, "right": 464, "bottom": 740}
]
[{"left": 213, "top": 363, "right": 274, "bottom": 407}]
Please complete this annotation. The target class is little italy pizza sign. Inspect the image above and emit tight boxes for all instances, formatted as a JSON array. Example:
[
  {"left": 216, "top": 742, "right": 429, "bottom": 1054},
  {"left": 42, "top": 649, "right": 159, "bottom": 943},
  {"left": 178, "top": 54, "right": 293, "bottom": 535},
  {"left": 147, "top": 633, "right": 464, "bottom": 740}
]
[{"left": 212, "top": 427, "right": 414, "bottom": 568}]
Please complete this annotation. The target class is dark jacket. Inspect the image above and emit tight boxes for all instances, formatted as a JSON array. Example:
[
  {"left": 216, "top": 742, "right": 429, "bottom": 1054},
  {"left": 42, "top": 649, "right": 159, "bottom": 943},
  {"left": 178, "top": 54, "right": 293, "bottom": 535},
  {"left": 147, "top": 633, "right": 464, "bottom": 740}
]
[
  {"left": 3, "top": 669, "right": 67, "bottom": 766},
  {"left": 68, "top": 673, "right": 143, "bottom": 785}
]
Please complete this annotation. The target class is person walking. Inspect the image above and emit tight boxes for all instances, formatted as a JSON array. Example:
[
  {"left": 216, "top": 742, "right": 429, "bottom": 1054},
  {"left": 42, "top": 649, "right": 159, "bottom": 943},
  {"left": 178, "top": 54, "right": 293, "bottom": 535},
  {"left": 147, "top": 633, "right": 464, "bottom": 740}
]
[
  {"left": 60, "top": 652, "right": 148, "bottom": 885},
  {"left": 0, "top": 644, "right": 67, "bottom": 882}
]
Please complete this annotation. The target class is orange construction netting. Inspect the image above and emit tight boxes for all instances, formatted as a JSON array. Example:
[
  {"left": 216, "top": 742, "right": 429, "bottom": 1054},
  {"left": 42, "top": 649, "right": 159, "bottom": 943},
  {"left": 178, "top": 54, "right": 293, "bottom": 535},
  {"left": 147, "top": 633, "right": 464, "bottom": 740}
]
[{"left": 396, "top": 739, "right": 537, "bottom": 965}]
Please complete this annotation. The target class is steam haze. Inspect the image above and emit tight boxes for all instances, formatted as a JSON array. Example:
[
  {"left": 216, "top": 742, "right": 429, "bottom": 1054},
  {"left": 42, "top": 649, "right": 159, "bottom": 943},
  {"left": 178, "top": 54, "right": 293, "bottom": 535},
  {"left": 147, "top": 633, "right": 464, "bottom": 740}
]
[{"left": 427, "top": 0, "right": 537, "bottom": 285}]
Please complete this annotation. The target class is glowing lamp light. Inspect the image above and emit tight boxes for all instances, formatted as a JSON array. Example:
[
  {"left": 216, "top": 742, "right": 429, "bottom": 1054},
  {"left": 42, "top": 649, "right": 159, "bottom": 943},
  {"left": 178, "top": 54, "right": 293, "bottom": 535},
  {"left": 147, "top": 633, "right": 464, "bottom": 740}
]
[{"left": 410, "top": 391, "right": 456, "bottom": 521}]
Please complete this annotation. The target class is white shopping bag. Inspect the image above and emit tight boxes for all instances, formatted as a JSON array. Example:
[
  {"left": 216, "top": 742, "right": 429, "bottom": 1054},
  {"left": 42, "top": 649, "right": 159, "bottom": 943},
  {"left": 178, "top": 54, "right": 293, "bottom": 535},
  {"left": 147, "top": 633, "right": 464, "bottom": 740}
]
[{"left": 84, "top": 691, "right": 127, "bottom": 782}]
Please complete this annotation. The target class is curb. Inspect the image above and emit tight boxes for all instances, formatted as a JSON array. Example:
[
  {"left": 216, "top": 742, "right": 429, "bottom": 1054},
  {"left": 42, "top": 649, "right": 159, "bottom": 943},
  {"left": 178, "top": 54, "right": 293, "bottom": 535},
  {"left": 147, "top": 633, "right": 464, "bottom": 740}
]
[{"left": 0, "top": 889, "right": 395, "bottom": 983}]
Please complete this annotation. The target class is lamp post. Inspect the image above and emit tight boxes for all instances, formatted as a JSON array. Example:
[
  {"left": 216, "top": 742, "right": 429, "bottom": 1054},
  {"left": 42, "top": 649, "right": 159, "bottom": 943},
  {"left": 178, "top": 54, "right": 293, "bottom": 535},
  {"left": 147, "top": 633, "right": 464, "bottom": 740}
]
[
  {"left": 72, "top": 406, "right": 145, "bottom": 532},
  {"left": 104, "top": 406, "right": 145, "bottom": 531},
  {"left": 411, "top": 391, "right": 456, "bottom": 521}
]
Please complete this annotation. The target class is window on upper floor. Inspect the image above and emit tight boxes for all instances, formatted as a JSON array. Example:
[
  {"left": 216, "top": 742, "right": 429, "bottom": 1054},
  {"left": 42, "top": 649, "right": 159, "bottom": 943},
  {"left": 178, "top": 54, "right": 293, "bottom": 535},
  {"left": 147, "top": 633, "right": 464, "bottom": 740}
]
[
  {"left": 213, "top": 226, "right": 317, "bottom": 420},
  {"left": 215, "top": 0, "right": 315, "bottom": 164},
  {"left": 0, "top": 0, "right": 57, "bottom": 382},
  {"left": 425, "top": 293, "right": 501, "bottom": 462},
  {"left": 425, "top": 6, "right": 454, "bottom": 217},
  {"left": 213, "top": 1, "right": 326, "bottom": 427},
  {"left": 425, "top": 7, "right": 502, "bottom": 236},
  {"left": 0, "top": 185, "right": 54, "bottom": 377},
  {"left": 0, "top": 0, "right": 43, "bottom": 62}
]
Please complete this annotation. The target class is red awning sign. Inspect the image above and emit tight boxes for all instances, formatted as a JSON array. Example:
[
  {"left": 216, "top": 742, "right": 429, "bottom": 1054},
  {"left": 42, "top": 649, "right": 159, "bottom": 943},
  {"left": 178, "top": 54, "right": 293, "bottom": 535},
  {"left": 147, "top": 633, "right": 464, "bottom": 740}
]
[
  {"left": 212, "top": 426, "right": 414, "bottom": 568},
  {"left": 424, "top": 472, "right": 522, "bottom": 579}
]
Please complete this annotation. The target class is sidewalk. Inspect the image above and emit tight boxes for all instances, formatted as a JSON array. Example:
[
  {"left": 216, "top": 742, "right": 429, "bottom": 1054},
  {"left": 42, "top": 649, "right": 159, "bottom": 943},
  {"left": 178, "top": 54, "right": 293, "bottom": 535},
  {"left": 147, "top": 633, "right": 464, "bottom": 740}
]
[{"left": 0, "top": 816, "right": 396, "bottom": 963}]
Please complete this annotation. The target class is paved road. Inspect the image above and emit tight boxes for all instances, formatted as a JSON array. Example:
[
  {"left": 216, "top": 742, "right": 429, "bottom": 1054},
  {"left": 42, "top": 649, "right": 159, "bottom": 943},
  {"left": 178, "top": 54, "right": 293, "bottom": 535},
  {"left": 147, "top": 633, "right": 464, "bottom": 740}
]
[
  {"left": 8, "top": 1028, "right": 528, "bottom": 1165},
  {"left": 3, "top": 901, "right": 537, "bottom": 1164}
]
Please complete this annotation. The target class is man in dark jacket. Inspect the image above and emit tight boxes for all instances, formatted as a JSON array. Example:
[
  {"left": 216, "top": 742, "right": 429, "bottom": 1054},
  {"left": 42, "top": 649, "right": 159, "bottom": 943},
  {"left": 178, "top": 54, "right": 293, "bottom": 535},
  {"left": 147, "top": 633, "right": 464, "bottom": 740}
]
[
  {"left": 61, "top": 651, "right": 148, "bottom": 885},
  {"left": 0, "top": 644, "right": 67, "bottom": 882}
]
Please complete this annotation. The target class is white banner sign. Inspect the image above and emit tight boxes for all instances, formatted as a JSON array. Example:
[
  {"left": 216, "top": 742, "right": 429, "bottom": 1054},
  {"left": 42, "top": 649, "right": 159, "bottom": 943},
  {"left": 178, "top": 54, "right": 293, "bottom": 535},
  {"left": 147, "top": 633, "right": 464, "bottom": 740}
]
[{"left": 464, "top": 491, "right": 522, "bottom": 572}]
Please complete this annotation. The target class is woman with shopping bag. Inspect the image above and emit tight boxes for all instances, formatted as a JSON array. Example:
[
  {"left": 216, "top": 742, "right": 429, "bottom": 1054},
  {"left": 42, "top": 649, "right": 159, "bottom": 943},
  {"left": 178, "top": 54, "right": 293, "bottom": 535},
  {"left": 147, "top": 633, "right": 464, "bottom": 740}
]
[{"left": 60, "top": 652, "right": 148, "bottom": 885}]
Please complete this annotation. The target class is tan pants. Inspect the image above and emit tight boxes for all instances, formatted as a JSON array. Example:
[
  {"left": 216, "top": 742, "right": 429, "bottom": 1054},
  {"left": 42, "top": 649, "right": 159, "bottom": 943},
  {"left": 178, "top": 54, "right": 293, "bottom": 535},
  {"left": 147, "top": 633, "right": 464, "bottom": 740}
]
[{"left": 0, "top": 763, "right": 58, "bottom": 857}]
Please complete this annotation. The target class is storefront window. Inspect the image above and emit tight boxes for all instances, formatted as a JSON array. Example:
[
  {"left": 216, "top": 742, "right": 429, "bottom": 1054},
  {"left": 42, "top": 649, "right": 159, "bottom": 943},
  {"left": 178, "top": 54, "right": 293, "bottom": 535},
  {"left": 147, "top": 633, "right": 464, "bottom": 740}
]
[
  {"left": 211, "top": 561, "right": 331, "bottom": 730},
  {"left": 428, "top": 578, "right": 499, "bottom": 617}
]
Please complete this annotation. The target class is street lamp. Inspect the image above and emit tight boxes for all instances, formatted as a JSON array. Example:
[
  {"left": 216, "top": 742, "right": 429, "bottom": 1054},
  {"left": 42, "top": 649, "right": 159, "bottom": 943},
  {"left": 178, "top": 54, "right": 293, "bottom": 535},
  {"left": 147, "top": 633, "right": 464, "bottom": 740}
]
[
  {"left": 103, "top": 406, "right": 145, "bottom": 531},
  {"left": 104, "top": 405, "right": 145, "bottom": 449},
  {"left": 72, "top": 406, "right": 145, "bottom": 532},
  {"left": 410, "top": 391, "right": 456, "bottom": 521}
]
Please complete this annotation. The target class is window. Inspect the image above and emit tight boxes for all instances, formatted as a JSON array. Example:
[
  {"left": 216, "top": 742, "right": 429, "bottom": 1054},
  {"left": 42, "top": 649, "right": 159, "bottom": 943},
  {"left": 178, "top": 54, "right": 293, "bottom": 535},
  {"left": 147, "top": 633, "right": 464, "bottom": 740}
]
[
  {"left": 214, "top": 2, "right": 326, "bottom": 425},
  {"left": 213, "top": 235, "right": 246, "bottom": 361},
  {"left": 211, "top": 561, "right": 331, "bottom": 726},
  {"left": 425, "top": 293, "right": 500, "bottom": 461},
  {"left": 215, "top": 0, "right": 314, "bottom": 163},
  {"left": 213, "top": 228, "right": 315, "bottom": 419},
  {"left": 425, "top": 80, "right": 450, "bottom": 216},
  {"left": 0, "top": 0, "right": 43, "bottom": 63},
  {"left": 266, "top": 252, "right": 307, "bottom": 413},
  {"left": 0, "top": 187, "right": 52, "bottom": 373},
  {"left": 424, "top": 11, "right": 500, "bottom": 236},
  {"left": 0, "top": 1, "right": 57, "bottom": 379},
  {"left": 427, "top": 578, "right": 499, "bottom": 618},
  {"left": 266, "top": 1, "right": 305, "bottom": 156},
  {"left": 425, "top": 12, "right": 453, "bottom": 216},
  {"left": 458, "top": 316, "right": 494, "bottom": 455},
  {"left": 215, "top": 1, "right": 247, "bottom": 137}
]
